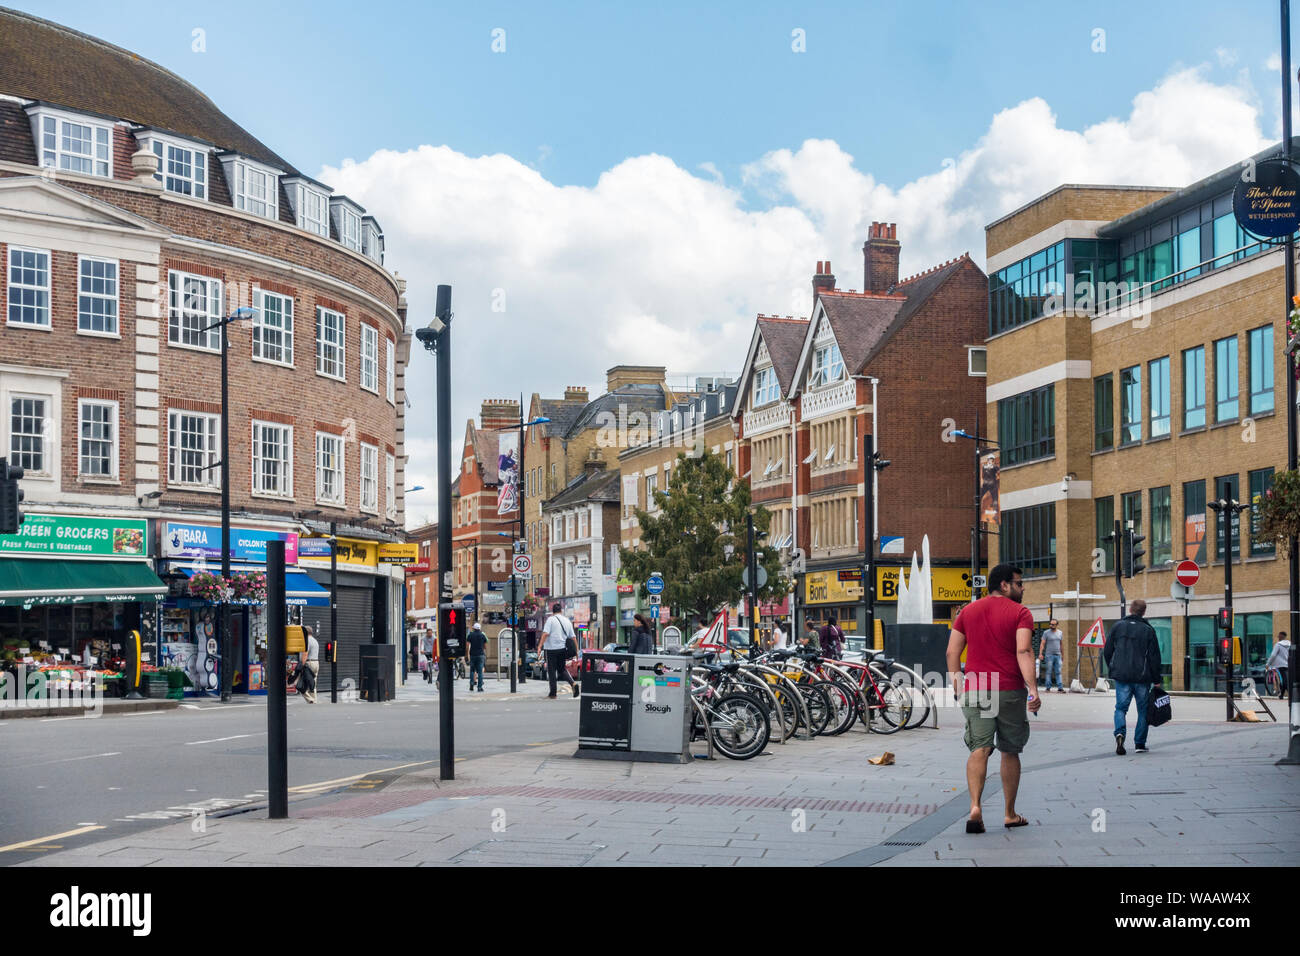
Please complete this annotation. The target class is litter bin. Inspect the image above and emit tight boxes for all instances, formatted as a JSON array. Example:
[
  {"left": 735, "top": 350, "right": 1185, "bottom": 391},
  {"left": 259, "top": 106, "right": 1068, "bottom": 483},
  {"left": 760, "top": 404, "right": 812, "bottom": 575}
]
[
  {"left": 883, "top": 623, "right": 949, "bottom": 686},
  {"left": 577, "top": 652, "right": 633, "bottom": 751},
  {"left": 359, "top": 644, "right": 395, "bottom": 702}
]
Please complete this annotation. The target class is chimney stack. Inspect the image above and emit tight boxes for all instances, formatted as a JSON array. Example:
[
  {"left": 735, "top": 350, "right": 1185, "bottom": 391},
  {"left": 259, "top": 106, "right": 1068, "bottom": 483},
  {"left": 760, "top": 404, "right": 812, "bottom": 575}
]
[
  {"left": 863, "top": 222, "right": 900, "bottom": 294},
  {"left": 479, "top": 398, "right": 521, "bottom": 431},
  {"left": 812, "top": 260, "right": 835, "bottom": 303},
  {"left": 564, "top": 386, "right": 589, "bottom": 403}
]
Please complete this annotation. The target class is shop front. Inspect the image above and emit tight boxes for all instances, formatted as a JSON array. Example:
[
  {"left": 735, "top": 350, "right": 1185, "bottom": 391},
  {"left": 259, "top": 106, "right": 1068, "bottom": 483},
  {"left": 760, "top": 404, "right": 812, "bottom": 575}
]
[
  {"left": 298, "top": 535, "right": 403, "bottom": 690},
  {"left": 0, "top": 513, "right": 165, "bottom": 696},
  {"left": 803, "top": 564, "right": 976, "bottom": 647},
  {"left": 158, "top": 521, "right": 329, "bottom": 695}
]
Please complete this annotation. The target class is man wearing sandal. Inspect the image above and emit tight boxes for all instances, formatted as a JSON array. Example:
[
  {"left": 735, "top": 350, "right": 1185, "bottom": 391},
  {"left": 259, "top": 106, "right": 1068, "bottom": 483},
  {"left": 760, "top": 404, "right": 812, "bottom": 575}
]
[{"left": 946, "top": 563, "right": 1041, "bottom": 834}]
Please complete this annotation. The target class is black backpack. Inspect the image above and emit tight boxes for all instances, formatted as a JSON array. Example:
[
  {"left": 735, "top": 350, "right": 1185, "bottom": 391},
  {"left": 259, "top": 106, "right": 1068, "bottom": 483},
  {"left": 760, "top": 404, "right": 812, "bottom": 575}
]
[{"left": 1146, "top": 685, "right": 1172, "bottom": 727}]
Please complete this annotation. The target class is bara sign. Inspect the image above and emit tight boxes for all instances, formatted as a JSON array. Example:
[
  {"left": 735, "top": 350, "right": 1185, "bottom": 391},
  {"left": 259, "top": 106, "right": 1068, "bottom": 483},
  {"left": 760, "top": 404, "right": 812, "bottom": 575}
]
[{"left": 1233, "top": 158, "right": 1300, "bottom": 239}]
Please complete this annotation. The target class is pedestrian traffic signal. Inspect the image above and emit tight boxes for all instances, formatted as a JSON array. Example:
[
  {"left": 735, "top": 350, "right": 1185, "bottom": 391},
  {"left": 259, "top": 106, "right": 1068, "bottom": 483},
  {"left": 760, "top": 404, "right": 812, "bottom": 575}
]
[
  {"left": 0, "top": 458, "right": 24, "bottom": 535},
  {"left": 324, "top": 641, "right": 336, "bottom": 663},
  {"left": 1216, "top": 636, "right": 1231, "bottom": 665},
  {"left": 1122, "top": 528, "right": 1145, "bottom": 578},
  {"left": 1217, "top": 607, "right": 1233, "bottom": 631},
  {"left": 439, "top": 602, "right": 466, "bottom": 659}
]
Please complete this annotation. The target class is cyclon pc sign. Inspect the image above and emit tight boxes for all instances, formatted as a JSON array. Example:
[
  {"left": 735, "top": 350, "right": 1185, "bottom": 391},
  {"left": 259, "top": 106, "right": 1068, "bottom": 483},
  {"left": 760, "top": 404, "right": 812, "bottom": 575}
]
[{"left": 50, "top": 886, "right": 151, "bottom": 936}]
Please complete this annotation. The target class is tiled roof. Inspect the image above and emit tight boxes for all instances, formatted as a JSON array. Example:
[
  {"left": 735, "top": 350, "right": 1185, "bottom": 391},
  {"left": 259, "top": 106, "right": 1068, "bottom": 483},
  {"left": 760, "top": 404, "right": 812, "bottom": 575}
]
[
  {"left": 564, "top": 384, "right": 665, "bottom": 438},
  {"left": 754, "top": 316, "right": 809, "bottom": 394},
  {"left": 538, "top": 398, "right": 585, "bottom": 438},
  {"left": 814, "top": 292, "right": 906, "bottom": 377},
  {"left": 0, "top": 8, "right": 296, "bottom": 173},
  {"left": 544, "top": 467, "right": 621, "bottom": 509},
  {"left": 471, "top": 427, "right": 502, "bottom": 485}
]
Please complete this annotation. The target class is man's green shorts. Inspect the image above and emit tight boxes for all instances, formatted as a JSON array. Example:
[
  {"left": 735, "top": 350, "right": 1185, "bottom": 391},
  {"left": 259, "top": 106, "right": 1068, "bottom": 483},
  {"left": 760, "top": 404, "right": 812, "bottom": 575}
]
[{"left": 961, "top": 689, "right": 1030, "bottom": 754}]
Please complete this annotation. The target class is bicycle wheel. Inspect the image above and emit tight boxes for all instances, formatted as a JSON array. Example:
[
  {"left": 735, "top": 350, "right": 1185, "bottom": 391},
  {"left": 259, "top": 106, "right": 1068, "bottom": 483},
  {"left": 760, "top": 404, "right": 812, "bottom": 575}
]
[
  {"left": 885, "top": 665, "right": 933, "bottom": 728},
  {"left": 709, "top": 693, "right": 771, "bottom": 760},
  {"left": 820, "top": 678, "right": 857, "bottom": 736},
  {"left": 798, "top": 682, "right": 833, "bottom": 736},
  {"left": 871, "top": 679, "right": 913, "bottom": 734},
  {"left": 1266, "top": 668, "right": 1282, "bottom": 698}
]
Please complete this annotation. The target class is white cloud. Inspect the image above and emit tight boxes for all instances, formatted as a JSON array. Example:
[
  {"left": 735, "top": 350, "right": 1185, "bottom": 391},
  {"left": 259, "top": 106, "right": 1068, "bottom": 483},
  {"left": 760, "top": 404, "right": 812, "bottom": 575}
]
[
  {"left": 1216, "top": 48, "right": 1238, "bottom": 68},
  {"left": 319, "top": 66, "right": 1268, "bottom": 528},
  {"left": 1266, "top": 52, "right": 1282, "bottom": 72}
]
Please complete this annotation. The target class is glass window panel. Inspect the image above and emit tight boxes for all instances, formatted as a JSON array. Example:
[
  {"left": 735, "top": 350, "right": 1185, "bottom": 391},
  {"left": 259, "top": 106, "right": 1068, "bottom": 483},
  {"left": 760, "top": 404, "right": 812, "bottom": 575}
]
[
  {"left": 1149, "top": 356, "right": 1170, "bottom": 438},
  {"left": 1150, "top": 486, "right": 1172, "bottom": 566},
  {"left": 1120, "top": 366, "right": 1141, "bottom": 444},
  {"left": 1249, "top": 468, "right": 1275, "bottom": 558},
  {"left": 1183, "top": 346, "right": 1206, "bottom": 429},
  {"left": 1249, "top": 325, "right": 1274, "bottom": 415},
  {"left": 1096, "top": 497, "right": 1115, "bottom": 572},
  {"left": 1214, "top": 336, "right": 1239, "bottom": 422}
]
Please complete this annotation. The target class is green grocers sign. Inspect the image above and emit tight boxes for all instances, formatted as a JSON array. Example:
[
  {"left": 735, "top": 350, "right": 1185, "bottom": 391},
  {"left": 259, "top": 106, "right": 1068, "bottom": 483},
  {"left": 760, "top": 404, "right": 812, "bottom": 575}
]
[{"left": 0, "top": 514, "right": 149, "bottom": 557}]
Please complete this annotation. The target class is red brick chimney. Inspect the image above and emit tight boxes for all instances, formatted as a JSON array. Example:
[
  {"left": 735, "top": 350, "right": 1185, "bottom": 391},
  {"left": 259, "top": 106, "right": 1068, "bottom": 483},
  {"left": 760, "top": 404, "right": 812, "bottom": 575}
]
[
  {"left": 480, "top": 399, "right": 521, "bottom": 430},
  {"left": 863, "top": 222, "right": 900, "bottom": 293},
  {"left": 812, "top": 260, "right": 835, "bottom": 302}
]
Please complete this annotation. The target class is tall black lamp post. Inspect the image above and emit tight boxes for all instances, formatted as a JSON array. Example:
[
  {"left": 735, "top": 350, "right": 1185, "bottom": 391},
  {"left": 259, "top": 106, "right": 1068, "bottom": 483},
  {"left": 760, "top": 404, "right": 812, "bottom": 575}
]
[
  {"left": 861, "top": 433, "right": 890, "bottom": 651},
  {"left": 953, "top": 422, "right": 999, "bottom": 603},
  {"left": 512, "top": 411, "right": 549, "bottom": 691},
  {"left": 196, "top": 305, "right": 257, "bottom": 702}
]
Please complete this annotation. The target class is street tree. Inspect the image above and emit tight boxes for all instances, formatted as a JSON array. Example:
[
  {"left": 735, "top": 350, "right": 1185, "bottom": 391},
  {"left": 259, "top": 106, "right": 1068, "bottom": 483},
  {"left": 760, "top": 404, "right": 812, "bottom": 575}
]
[{"left": 619, "top": 448, "right": 790, "bottom": 626}]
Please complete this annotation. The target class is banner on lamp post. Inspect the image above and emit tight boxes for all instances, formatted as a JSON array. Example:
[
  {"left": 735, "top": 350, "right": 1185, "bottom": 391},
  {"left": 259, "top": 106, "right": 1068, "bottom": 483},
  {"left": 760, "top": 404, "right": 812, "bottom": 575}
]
[
  {"left": 979, "top": 450, "right": 1000, "bottom": 531},
  {"left": 497, "top": 431, "right": 519, "bottom": 516}
]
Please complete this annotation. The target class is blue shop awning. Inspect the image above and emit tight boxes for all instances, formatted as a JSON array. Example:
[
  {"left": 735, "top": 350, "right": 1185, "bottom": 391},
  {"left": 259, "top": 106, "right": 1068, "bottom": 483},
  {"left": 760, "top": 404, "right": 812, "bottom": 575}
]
[{"left": 175, "top": 565, "right": 331, "bottom": 608}]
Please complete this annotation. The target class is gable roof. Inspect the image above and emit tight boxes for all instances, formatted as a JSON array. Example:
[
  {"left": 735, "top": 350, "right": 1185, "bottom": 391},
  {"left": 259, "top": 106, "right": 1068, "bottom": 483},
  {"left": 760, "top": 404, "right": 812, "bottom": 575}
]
[
  {"left": 733, "top": 315, "right": 809, "bottom": 417},
  {"left": 0, "top": 8, "right": 296, "bottom": 173},
  {"left": 564, "top": 384, "right": 666, "bottom": 438},
  {"left": 544, "top": 466, "right": 622, "bottom": 510},
  {"left": 537, "top": 397, "right": 586, "bottom": 438}
]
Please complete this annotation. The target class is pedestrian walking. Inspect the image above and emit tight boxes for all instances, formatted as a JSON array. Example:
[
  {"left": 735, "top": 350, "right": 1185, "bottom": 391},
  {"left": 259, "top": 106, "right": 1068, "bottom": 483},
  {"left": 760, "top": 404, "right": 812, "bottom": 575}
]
[
  {"left": 819, "top": 615, "right": 844, "bottom": 660},
  {"left": 299, "top": 624, "right": 320, "bottom": 704},
  {"left": 629, "top": 613, "right": 654, "bottom": 655},
  {"left": 467, "top": 621, "right": 488, "bottom": 691},
  {"left": 945, "top": 563, "right": 1040, "bottom": 834},
  {"left": 1103, "top": 599, "right": 1161, "bottom": 755},
  {"left": 1039, "top": 619, "right": 1065, "bottom": 692},
  {"left": 772, "top": 621, "right": 789, "bottom": 649},
  {"left": 1267, "top": 632, "right": 1291, "bottom": 699},
  {"left": 542, "top": 602, "right": 579, "bottom": 699}
]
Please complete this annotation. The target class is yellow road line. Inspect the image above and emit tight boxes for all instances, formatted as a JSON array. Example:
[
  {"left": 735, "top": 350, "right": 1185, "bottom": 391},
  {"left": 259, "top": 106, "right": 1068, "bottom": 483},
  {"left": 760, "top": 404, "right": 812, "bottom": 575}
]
[
  {"left": 287, "top": 759, "right": 436, "bottom": 794},
  {"left": 0, "top": 825, "right": 104, "bottom": 853}
]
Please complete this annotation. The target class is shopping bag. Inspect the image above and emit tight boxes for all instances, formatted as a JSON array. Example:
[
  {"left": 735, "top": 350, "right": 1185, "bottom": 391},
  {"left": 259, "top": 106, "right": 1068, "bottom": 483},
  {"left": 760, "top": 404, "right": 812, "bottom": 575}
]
[{"left": 1146, "top": 685, "right": 1172, "bottom": 727}]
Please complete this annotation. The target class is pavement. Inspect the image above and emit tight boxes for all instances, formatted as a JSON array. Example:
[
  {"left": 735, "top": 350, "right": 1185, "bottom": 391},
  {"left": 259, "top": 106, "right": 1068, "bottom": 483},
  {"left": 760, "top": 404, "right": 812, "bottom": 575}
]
[{"left": 18, "top": 687, "right": 1300, "bottom": 867}]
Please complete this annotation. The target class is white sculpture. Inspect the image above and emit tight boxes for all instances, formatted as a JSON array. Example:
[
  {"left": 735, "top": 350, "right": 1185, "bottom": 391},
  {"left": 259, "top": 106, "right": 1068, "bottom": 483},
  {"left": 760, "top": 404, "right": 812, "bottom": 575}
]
[{"left": 895, "top": 535, "right": 933, "bottom": 625}]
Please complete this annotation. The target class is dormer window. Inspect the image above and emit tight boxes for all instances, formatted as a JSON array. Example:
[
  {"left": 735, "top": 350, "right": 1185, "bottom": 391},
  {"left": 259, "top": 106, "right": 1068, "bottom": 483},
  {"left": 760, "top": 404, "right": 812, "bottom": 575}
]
[
  {"left": 753, "top": 366, "right": 779, "bottom": 406},
  {"left": 27, "top": 107, "right": 112, "bottom": 178},
  {"left": 809, "top": 343, "right": 844, "bottom": 388},
  {"left": 331, "top": 197, "right": 364, "bottom": 253},
  {"left": 221, "top": 155, "right": 281, "bottom": 220},
  {"left": 362, "top": 217, "right": 384, "bottom": 264},
  {"left": 283, "top": 177, "right": 331, "bottom": 237},
  {"left": 138, "top": 131, "right": 208, "bottom": 199}
]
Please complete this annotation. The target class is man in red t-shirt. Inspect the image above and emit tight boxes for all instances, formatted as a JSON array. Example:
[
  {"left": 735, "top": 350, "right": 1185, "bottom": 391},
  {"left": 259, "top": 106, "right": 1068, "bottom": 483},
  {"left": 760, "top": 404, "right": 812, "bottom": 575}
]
[{"left": 946, "top": 563, "right": 1041, "bottom": 834}]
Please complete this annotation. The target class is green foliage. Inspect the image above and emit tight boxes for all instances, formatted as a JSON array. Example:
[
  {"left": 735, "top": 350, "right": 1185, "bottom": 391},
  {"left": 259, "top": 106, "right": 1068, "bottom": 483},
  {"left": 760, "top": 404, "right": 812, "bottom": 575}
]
[
  {"left": 1256, "top": 469, "right": 1300, "bottom": 557},
  {"left": 618, "top": 449, "right": 791, "bottom": 624}
]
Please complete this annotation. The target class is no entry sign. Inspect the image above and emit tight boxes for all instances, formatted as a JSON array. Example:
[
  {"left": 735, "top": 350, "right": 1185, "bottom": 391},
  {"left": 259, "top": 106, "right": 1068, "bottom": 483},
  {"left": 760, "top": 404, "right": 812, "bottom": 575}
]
[{"left": 1175, "top": 560, "right": 1200, "bottom": 587}]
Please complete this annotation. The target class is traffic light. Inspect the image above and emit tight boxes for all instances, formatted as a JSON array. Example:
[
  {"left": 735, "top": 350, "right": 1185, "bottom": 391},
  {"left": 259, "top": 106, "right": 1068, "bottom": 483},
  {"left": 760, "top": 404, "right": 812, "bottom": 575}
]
[
  {"left": 324, "top": 640, "right": 336, "bottom": 663},
  {"left": 439, "top": 602, "right": 466, "bottom": 659},
  {"left": 1217, "top": 607, "right": 1233, "bottom": 631},
  {"left": 1122, "top": 528, "right": 1145, "bottom": 578},
  {"left": 1216, "top": 635, "right": 1232, "bottom": 665},
  {"left": 0, "top": 459, "right": 24, "bottom": 535}
]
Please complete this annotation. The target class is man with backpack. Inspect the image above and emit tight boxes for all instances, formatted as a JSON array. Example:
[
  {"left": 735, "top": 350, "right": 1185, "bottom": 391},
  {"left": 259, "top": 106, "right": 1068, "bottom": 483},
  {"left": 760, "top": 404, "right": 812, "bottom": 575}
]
[
  {"left": 541, "top": 602, "right": 579, "bottom": 699},
  {"left": 1103, "top": 599, "right": 1162, "bottom": 755}
]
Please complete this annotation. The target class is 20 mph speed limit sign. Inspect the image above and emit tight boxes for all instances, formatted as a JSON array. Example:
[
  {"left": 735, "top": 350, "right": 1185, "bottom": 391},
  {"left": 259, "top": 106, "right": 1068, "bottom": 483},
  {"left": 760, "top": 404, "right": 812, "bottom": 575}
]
[{"left": 513, "top": 554, "right": 532, "bottom": 575}]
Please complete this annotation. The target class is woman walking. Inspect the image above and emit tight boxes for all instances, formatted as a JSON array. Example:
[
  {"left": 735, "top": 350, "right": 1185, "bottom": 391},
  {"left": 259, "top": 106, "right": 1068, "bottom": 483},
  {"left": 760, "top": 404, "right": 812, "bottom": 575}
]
[{"left": 629, "top": 613, "right": 654, "bottom": 655}]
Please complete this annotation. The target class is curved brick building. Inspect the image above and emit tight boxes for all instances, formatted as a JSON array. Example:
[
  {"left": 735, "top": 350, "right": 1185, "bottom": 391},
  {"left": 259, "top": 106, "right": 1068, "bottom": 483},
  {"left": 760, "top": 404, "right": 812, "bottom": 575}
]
[{"left": 0, "top": 9, "right": 411, "bottom": 690}]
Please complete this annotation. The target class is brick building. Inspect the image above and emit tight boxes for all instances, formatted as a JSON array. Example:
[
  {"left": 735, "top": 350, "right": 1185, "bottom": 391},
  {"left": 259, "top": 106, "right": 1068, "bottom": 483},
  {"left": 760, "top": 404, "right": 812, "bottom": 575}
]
[
  {"left": 542, "top": 456, "right": 622, "bottom": 646},
  {"left": 734, "top": 226, "right": 988, "bottom": 640},
  {"left": 0, "top": 10, "right": 409, "bottom": 690},
  {"left": 403, "top": 521, "right": 439, "bottom": 652},
  {"left": 983, "top": 154, "right": 1290, "bottom": 690},
  {"left": 616, "top": 380, "right": 739, "bottom": 638}
]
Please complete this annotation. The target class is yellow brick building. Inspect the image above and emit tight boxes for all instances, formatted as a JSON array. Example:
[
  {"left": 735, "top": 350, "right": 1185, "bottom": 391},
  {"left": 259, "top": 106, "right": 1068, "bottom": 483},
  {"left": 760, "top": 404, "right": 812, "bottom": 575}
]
[{"left": 984, "top": 163, "right": 1290, "bottom": 691}]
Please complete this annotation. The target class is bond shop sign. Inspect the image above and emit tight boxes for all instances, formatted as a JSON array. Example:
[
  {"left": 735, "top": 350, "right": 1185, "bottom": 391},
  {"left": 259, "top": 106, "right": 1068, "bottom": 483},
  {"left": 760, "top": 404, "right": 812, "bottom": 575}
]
[
  {"left": 377, "top": 543, "right": 419, "bottom": 565},
  {"left": 806, "top": 567, "right": 974, "bottom": 604},
  {"left": 1234, "top": 158, "right": 1300, "bottom": 239},
  {"left": 298, "top": 536, "right": 378, "bottom": 568}
]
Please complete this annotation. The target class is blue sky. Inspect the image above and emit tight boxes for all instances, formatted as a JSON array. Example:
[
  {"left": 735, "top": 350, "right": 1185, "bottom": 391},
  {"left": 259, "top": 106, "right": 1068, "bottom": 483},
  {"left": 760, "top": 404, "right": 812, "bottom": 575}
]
[
  {"left": 15, "top": 0, "right": 1296, "bottom": 189},
  {"left": 13, "top": 1, "right": 1297, "bottom": 522}
]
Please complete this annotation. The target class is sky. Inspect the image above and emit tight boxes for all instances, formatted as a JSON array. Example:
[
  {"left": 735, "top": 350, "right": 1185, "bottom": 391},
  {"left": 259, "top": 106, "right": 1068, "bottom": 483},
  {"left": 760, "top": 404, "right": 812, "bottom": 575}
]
[{"left": 13, "top": 0, "right": 1299, "bottom": 526}]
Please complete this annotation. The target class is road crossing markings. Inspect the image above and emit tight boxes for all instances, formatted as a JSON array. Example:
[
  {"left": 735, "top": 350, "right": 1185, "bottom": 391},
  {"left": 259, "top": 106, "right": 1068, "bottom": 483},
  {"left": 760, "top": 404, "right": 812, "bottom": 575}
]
[{"left": 184, "top": 732, "right": 264, "bottom": 746}]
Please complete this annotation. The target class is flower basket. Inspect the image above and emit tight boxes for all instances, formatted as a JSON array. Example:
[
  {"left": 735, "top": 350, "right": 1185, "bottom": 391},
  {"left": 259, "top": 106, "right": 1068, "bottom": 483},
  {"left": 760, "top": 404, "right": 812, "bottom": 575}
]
[
  {"left": 229, "top": 570, "right": 268, "bottom": 605},
  {"left": 1255, "top": 469, "right": 1300, "bottom": 557},
  {"left": 188, "top": 571, "right": 228, "bottom": 603}
]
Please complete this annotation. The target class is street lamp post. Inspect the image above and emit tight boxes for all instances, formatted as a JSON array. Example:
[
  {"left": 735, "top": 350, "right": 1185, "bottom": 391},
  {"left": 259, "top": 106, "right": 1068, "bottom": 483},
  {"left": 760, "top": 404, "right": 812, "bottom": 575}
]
[
  {"left": 513, "top": 411, "right": 549, "bottom": 691},
  {"left": 953, "top": 422, "right": 999, "bottom": 603},
  {"left": 196, "top": 305, "right": 256, "bottom": 702},
  {"left": 1208, "top": 483, "right": 1250, "bottom": 722},
  {"left": 861, "top": 433, "right": 890, "bottom": 652}
]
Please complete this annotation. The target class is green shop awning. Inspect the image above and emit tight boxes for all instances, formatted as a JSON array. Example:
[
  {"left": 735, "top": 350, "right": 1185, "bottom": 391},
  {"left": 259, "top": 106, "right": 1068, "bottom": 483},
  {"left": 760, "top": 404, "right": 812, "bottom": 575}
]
[{"left": 0, "top": 558, "right": 167, "bottom": 608}]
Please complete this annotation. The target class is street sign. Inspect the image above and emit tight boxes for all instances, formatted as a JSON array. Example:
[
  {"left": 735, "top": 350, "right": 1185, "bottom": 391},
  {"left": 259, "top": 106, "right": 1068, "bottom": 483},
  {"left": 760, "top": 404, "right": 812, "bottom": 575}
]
[
  {"left": 513, "top": 540, "right": 526, "bottom": 554},
  {"left": 1170, "top": 581, "right": 1195, "bottom": 602},
  {"left": 647, "top": 594, "right": 662, "bottom": 605},
  {"left": 650, "top": 605, "right": 660, "bottom": 620},
  {"left": 973, "top": 575, "right": 987, "bottom": 589},
  {"left": 741, "top": 566, "right": 768, "bottom": 589},
  {"left": 1175, "top": 560, "right": 1200, "bottom": 587},
  {"left": 513, "top": 554, "right": 532, "bottom": 575},
  {"left": 646, "top": 574, "right": 665, "bottom": 595}
]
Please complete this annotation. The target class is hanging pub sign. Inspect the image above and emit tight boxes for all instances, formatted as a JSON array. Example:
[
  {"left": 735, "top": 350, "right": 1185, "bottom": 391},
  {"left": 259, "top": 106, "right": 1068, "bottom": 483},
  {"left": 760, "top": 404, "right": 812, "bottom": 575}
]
[{"left": 1233, "top": 158, "right": 1300, "bottom": 239}]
